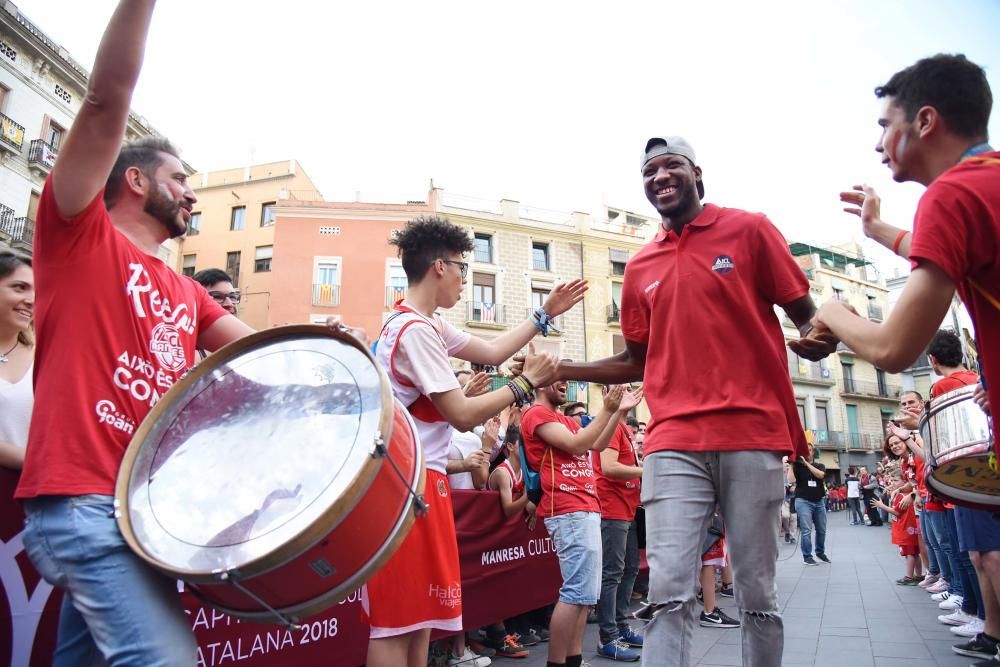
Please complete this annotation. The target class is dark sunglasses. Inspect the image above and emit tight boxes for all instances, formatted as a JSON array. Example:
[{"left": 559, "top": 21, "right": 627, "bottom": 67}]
[{"left": 208, "top": 291, "right": 241, "bottom": 304}]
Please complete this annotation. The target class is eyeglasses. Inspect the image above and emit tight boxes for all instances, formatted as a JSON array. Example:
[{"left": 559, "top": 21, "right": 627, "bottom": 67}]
[
  {"left": 208, "top": 291, "right": 241, "bottom": 304},
  {"left": 440, "top": 259, "right": 469, "bottom": 279},
  {"left": 567, "top": 412, "right": 587, "bottom": 419}
]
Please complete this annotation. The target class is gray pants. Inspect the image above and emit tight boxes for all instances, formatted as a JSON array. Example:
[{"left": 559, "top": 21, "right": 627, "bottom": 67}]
[
  {"left": 641, "top": 450, "right": 784, "bottom": 667},
  {"left": 597, "top": 518, "right": 641, "bottom": 643}
]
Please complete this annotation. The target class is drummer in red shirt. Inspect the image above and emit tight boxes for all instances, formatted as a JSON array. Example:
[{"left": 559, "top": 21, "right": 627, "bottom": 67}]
[
  {"left": 803, "top": 53, "right": 1000, "bottom": 660},
  {"left": 521, "top": 381, "right": 641, "bottom": 667}
]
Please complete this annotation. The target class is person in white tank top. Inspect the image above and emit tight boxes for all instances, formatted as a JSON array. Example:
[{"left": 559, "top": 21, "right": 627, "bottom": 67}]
[{"left": 0, "top": 250, "right": 34, "bottom": 470}]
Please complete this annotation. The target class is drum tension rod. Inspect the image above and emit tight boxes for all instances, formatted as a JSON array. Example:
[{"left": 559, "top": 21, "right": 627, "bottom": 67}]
[
  {"left": 216, "top": 571, "right": 303, "bottom": 630},
  {"left": 374, "top": 435, "right": 429, "bottom": 518}
]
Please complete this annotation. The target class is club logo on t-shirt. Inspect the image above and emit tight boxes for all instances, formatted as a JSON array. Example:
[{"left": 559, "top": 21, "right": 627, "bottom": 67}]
[
  {"left": 711, "top": 255, "right": 734, "bottom": 274},
  {"left": 149, "top": 322, "right": 187, "bottom": 371}
]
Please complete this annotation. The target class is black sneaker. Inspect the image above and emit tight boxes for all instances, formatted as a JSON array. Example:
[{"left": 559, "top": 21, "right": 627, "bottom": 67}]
[
  {"left": 517, "top": 630, "right": 540, "bottom": 647},
  {"left": 719, "top": 584, "right": 734, "bottom": 598},
  {"left": 699, "top": 608, "right": 740, "bottom": 628},
  {"left": 804, "top": 556, "right": 819, "bottom": 566},
  {"left": 953, "top": 633, "right": 1000, "bottom": 659},
  {"left": 816, "top": 553, "right": 831, "bottom": 564}
]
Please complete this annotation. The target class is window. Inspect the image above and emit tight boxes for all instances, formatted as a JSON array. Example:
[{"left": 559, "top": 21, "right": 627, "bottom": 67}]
[
  {"left": 612, "top": 334, "right": 625, "bottom": 355},
  {"left": 316, "top": 262, "right": 339, "bottom": 286},
  {"left": 187, "top": 212, "right": 201, "bottom": 236},
  {"left": 472, "top": 272, "right": 496, "bottom": 322},
  {"left": 0, "top": 85, "right": 8, "bottom": 111},
  {"left": 531, "top": 288, "right": 547, "bottom": 312},
  {"left": 254, "top": 245, "right": 273, "bottom": 273},
  {"left": 532, "top": 242, "right": 550, "bottom": 271},
  {"left": 832, "top": 287, "right": 844, "bottom": 302},
  {"left": 225, "top": 251, "right": 241, "bottom": 288},
  {"left": 876, "top": 368, "right": 888, "bottom": 397},
  {"left": 610, "top": 248, "right": 628, "bottom": 276},
  {"left": 880, "top": 409, "right": 895, "bottom": 435},
  {"left": 625, "top": 214, "right": 645, "bottom": 227},
  {"left": 260, "top": 202, "right": 276, "bottom": 227},
  {"left": 473, "top": 233, "right": 493, "bottom": 263},
  {"left": 313, "top": 257, "right": 341, "bottom": 306},
  {"left": 796, "top": 400, "right": 806, "bottom": 428},
  {"left": 815, "top": 401, "right": 830, "bottom": 434},
  {"left": 46, "top": 121, "right": 64, "bottom": 150},
  {"left": 182, "top": 254, "right": 196, "bottom": 278},
  {"left": 387, "top": 264, "right": 407, "bottom": 304},
  {"left": 842, "top": 362, "right": 855, "bottom": 393},
  {"left": 230, "top": 206, "right": 246, "bottom": 231}
]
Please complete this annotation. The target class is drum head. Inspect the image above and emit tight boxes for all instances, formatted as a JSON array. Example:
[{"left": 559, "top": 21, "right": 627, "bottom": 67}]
[{"left": 116, "top": 326, "right": 391, "bottom": 580}]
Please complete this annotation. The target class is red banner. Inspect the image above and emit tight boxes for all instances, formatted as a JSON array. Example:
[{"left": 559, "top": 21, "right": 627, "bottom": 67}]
[{"left": 0, "top": 469, "right": 560, "bottom": 667}]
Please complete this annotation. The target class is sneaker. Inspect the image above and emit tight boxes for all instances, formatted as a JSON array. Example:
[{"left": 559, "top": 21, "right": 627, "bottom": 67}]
[
  {"left": 466, "top": 639, "right": 497, "bottom": 657},
  {"left": 927, "top": 579, "right": 951, "bottom": 594},
  {"left": 784, "top": 532, "right": 791, "bottom": 543},
  {"left": 618, "top": 627, "right": 643, "bottom": 648},
  {"left": 940, "top": 610, "right": 977, "bottom": 626},
  {"left": 699, "top": 608, "right": 740, "bottom": 628},
  {"left": 952, "top": 633, "right": 1000, "bottom": 659},
  {"left": 895, "top": 576, "right": 919, "bottom": 585},
  {"left": 530, "top": 626, "right": 549, "bottom": 643},
  {"left": 719, "top": 584, "right": 735, "bottom": 598},
  {"left": 515, "top": 630, "right": 539, "bottom": 647},
  {"left": 919, "top": 573, "right": 941, "bottom": 588},
  {"left": 933, "top": 590, "right": 954, "bottom": 602},
  {"left": 483, "top": 634, "right": 529, "bottom": 659},
  {"left": 596, "top": 638, "right": 640, "bottom": 662},
  {"left": 816, "top": 553, "right": 831, "bottom": 564},
  {"left": 951, "top": 618, "right": 986, "bottom": 638},
  {"left": 804, "top": 557, "right": 819, "bottom": 566},
  {"left": 449, "top": 647, "right": 492, "bottom": 667},
  {"left": 940, "top": 595, "right": 965, "bottom": 611}
]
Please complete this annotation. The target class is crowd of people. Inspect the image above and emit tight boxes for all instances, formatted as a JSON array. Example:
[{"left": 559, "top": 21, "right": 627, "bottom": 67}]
[{"left": 0, "top": 3, "right": 997, "bottom": 667}]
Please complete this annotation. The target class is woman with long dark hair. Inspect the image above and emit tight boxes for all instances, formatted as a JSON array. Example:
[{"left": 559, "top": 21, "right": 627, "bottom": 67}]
[{"left": 0, "top": 249, "right": 33, "bottom": 469}]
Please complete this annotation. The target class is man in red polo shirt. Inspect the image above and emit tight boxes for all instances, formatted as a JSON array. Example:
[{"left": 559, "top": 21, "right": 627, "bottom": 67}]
[
  {"left": 547, "top": 136, "right": 836, "bottom": 666},
  {"left": 521, "top": 381, "right": 641, "bottom": 667}
]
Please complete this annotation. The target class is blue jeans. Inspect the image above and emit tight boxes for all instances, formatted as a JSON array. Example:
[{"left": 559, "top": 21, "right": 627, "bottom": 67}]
[
  {"left": 794, "top": 498, "right": 827, "bottom": 559},
  {"left": 597, "top": 518, "right": 640, "bottom": 644},
  {"left": 544, "top": 511, "right": 602, "bottom": 606},
  {"left": 922, "top": 510, "right": 953, "bottom": 582},
  {"left": 22, "top": 495, "right": 196, "bottom": 666}
]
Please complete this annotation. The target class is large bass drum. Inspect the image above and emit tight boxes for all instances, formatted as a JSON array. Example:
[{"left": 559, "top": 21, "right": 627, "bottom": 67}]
[
  {"left": 920, "top": 384, "right": 997, "bottom": 509},
  {"left": 115, "top": 325, "right": 424, "bottom": 625}
]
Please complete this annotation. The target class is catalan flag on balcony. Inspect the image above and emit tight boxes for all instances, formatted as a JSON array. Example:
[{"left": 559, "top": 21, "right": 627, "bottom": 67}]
[
  {"left": 481, "top": 302, "right": 496, "bottom": 323},
  {"left": 390, "top": 286, "right": 406, "bottom": 303},
  {"left": 318, "top": 283, "right": 334, "bottom": 303}
]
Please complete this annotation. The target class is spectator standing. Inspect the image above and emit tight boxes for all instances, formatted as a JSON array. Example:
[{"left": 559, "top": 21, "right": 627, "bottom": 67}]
[
  {"left": 789, "top": 444, "right": 829, "bottom": 565},
  {"left": 846, "top": 468, "right": 864, "bottom": 525}
]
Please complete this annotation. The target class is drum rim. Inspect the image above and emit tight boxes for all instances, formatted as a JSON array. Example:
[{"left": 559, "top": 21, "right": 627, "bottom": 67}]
[{"left": 115, "top": 324, "right": 396, "bottom": 581}]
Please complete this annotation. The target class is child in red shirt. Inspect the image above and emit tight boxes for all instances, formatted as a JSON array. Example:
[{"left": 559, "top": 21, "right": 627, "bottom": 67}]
[{"left": 872, "top": 462, "right": 921, "bottom": 584}]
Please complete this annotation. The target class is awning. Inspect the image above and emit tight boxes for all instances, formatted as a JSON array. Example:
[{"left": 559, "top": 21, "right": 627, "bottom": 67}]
[{"left": 814, "top": 449, "right": 840, "bottom": 470}]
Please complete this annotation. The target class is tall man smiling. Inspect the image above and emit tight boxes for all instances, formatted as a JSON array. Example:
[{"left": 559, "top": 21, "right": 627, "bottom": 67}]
[{"left": 535, "top": 137, "right": 837, "bottom": 667}]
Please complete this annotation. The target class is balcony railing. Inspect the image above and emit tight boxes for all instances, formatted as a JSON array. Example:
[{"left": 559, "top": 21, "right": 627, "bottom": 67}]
[
  {"left": 385, "top": 285, "right": 407, "bottom": 307},
  {"left": 0, "top": 216, "right": 34, "bottom": 249},
  {"left": 843, "top": 432, "right": 885, "bottom": 451},
  {"left": 467, "top": 301, "right": 506, "bottom": 325},
  {"left": 840, "top": 378, "right": 902, "bottom": 400},
  {"left": 0, "top": 113, "right": 25, "bottom": 153},
  {"left": 607, "top": 303, "right": 621, "bottom": 324},
  {"left": 789, "top": 363, "right": 835, "bottom": 385},
  {"left": 867, "top": 302, "right": 884, "bottom": 322},
  {"left": 311, "top": 283, "right": 341, "bottom": 307},
  {"left": 28, "top": 139, "right": 57, "bottom": 172}
]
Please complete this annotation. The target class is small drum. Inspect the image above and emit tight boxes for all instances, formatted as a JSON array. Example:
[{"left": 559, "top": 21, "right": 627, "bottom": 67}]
[
  {"left": 115, "top": 325, "right": 425, "bottom": 625},
  {"left": 921, "top": 384, "right": 997, "bottom": 508}
]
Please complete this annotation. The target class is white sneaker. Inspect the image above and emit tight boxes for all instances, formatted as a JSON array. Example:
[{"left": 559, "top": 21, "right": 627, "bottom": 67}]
[
  {"left": 926, "top": 579, "right": 950, "bottom": 594},
  {"left": 939, "top": 595, "right": 964, "bottom": 610},
  {"left": 950, "top": 618, "right": 985, "bottom": 638},
  {"left": 449, "top": 647, "right": 492, "bottom": 667},
  {"left": 938, "top": 609, "right": 975, "bottom": 626},
  {"left": 932, "top": 590, "right": 953, "bottom": 602}
]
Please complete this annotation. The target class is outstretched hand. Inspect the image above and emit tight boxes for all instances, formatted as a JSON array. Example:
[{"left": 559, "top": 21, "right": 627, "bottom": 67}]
[
  {"left": 619, "top": 387, "right": 644, "bottom": 413},
  {"left": 542, "top": 279, "right": 588, "bottom": 317},
  {"left": 840, "top": 184, "right": 883, "bottom": 238}
]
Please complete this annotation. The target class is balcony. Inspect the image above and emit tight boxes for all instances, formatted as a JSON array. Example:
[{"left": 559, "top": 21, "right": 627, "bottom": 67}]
[
  {"left": 385, "top": 285, "right": 407, "bottom": 307},
  {"left": 0, "top": 215, "right": 34, "bottom": 253},
  {"left": 467, "top": 301, "right": 506, "bottom": 327},
  {"left": 789, "top": 363, "right": 835, "bottom": 386},
  {"left": 0, "top": 113, "right": 25, "bottom": 154},
  {"left": 837, "top": 341, "right": 855, "bottom": 355},
  {"left": 311, "top": 283, "right": 341, "bottom": 307},
  {"left": 843, "top": 432, "right": 885, "bottom": 451},
  {"left": 607, "top": 303, "right": 621, "bottom": 324},
  {"left": 27, "top": 139, "right": 57, "bottom": 175},
  {"left": 867, "top": 302, "right": 884, "bottom": 322},
  {"left": 840, "top": 378, "right": 902, "bottom": 401}
]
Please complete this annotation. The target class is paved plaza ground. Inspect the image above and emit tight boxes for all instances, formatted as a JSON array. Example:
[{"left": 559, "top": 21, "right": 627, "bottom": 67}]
[{"left": 513, "top": 511, "right": 980, "bottom": 667}]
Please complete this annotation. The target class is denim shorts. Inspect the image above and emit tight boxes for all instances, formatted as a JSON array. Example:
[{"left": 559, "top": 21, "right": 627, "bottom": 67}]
[
  {"left": 954, "top": 506, "right": 1000, "bottom": 553},
  {"left": 544, "top": 511, "right": 602, "bottom": 605}
]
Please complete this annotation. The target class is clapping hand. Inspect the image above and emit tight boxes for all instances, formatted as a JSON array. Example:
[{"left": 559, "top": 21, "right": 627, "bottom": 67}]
[
  {"left": 542, "top": 279, "right": 589, "bottom": 318},
  {"left": 618, "top": 386, "right": 644, "bottom": 413},
  {"left": 839, "top": 184, "right": 883, "bottom": 238},
  {"left": 462, "top": 371, "right": 492, "bottom": 397}
]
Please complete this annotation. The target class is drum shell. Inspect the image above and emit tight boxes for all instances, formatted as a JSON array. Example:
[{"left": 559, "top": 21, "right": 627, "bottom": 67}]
[
  {"left": 920, "top": 385, "right": 996, "bottom": 509},
  {"left": 191, "top": 400, "right": 423, "bottom": 621}
]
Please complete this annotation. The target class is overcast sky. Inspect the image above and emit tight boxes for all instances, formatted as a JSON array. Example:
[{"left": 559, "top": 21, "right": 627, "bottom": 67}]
[{"left": 17, "top": 1, "right": 1000, "bottom": 277}]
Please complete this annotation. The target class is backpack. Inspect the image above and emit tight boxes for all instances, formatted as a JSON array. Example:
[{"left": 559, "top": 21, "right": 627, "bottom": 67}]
[{"left": 519, "top": 442, "right": 543, "bottom": 505}]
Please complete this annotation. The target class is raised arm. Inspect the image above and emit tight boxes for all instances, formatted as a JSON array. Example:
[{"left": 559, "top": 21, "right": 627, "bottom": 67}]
[
  {"left": 839, "top": 185, "right": 913, "bottom": 258},
  {"left": 51, "top": 0, "right": 157, "bottom": 216}
]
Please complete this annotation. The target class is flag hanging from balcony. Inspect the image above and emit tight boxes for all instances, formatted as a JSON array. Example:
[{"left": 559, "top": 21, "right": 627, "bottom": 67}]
[
  {"left": 390, "top": 286, "right": 406, "bottom": 303},
  {"left": 481, "top": 302, "right": 496, "bottom": 323},
  {"left": 319, "top": 283, "right": 334, "bottom": 303},
  {"left": 1, "top": 117, "right": 23, "bottom": 146}
]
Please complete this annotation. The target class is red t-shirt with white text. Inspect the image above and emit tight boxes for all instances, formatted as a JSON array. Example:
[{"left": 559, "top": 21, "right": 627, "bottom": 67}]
[
  {"left": 909, "top": 153, "right": 1000, "bottom": 421},
  {"left": 592, "top": 422, "right": 641, "bottom": 521},
  {"left": 620, "top": 204, "right": 810, "bottom": 458},
  {"left": 521, "top": 405, "right": 600, "bottom": 518},
  {"left": 16, "top": 180, "right": 228, "bottom": 499}
]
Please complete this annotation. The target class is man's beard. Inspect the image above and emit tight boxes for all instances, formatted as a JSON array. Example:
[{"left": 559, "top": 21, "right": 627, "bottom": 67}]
[{"left": 144, "top": 180, "right": 186, "bottom": 239}]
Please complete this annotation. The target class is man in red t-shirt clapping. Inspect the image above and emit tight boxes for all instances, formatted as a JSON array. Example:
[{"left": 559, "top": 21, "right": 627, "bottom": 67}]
[{"left": 522, "top": 382, "right": 641, "bottom": 667}]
